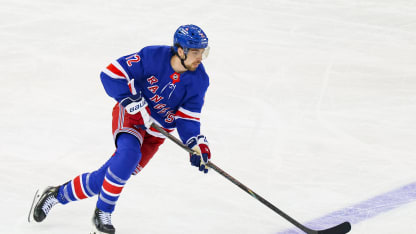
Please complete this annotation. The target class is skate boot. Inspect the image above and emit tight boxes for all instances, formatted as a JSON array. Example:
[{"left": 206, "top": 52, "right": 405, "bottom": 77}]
[
  {"left": 91, "top": 208, "right": 116, "bottom": 234},
  {"left": 30, "top": 186, "right": 60, "bottom": 222}
]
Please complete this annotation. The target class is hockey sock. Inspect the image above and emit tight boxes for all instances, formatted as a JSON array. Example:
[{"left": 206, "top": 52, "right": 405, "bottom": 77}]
[
  {"left": 96, "top": 133, "right": 142, "bottom": 212},
  {"left": 57, "top": 172, "right": 98, "bottom": 204}
]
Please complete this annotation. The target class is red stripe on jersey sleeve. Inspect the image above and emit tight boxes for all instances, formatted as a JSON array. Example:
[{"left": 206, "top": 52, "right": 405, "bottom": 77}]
[
  {"left": 176, "top": 110, "right": 200, "bottom": 121},
  {"left": 107, "top": 63, "right": 126, "bottom": 78}
]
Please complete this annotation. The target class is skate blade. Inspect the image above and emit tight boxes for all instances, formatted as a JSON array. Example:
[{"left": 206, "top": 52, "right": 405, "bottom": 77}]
[
  {"left": 90, "top": 229, "right": 108, "bottom": 234},
  {"left": 90, "top": 224, "right": 115, "bottom": 234},
  {"left": 27, "top": 189, "right": 40, "bottom": 223}
]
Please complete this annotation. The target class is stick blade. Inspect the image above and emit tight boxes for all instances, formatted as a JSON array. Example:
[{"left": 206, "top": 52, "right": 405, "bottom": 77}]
[{"left": 316, "top": 222, "right": 351, "bottom": 234}]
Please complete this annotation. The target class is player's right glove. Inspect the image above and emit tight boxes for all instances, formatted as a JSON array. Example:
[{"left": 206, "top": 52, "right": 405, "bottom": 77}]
[
  {"left": 186, "top": 135, "right": 211, "bottom": 174},
  {"left": 120, "top": 93, "right": 152, "bottom": 129}
]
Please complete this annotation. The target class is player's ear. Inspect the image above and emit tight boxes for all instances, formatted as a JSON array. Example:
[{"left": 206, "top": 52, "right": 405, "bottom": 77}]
[{"left": 177, "top": 47, "right": 185, "bottom": 59}]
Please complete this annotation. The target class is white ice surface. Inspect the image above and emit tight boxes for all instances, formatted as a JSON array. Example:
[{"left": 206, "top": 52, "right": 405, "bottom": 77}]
[{"left": 1, "top": 0, "right": 416, "bottom": 233}]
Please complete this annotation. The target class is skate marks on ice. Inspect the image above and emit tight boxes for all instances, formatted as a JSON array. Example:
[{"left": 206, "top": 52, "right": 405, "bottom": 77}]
[{"left": 278, "top": 182, "right": 416, "bottom": 233}]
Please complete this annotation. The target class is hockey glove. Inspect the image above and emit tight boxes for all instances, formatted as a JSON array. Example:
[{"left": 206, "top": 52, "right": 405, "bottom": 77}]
[
  {"left": 120, "top": 94, "right": 152, "bottom": 129},
  {"left": 186, "top": 135, "right": 211, "bottom": 173}
]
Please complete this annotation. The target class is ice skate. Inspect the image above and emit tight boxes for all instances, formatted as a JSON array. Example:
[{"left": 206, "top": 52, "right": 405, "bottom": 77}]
[
  {"left": 91, "top": 208, "right": 116, "bottom": 234},
  {"left": 28, "top": 186, "right": 60, "bottom": 223}
]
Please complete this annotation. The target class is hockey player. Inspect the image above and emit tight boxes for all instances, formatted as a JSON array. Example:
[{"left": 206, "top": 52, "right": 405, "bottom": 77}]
[{"left": 29, "top": 24, "right": 212, "bottom": 234}]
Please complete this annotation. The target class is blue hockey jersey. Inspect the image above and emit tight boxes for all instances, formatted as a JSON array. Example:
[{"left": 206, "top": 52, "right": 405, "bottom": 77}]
[{"left": 100, "top": 45, "right": 209, "bottom": 144}]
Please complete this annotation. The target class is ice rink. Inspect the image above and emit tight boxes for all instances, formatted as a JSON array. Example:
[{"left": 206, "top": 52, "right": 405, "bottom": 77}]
[{"left": 1, "top": 0, "right": 416, "bottom": 233}]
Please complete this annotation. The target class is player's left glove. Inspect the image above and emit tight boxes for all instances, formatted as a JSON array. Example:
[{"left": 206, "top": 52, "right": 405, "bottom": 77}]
[
  {"left": 120, "top": 93, "right": 152, "bottom": 129},
  {"left": 186, "top": 135, "right": 211, "bottom": 174}
]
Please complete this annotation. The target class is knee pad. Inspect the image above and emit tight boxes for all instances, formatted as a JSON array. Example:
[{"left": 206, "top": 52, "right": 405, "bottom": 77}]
[{"left": 111, "top": 133, "right": 142, "bottom": 179}]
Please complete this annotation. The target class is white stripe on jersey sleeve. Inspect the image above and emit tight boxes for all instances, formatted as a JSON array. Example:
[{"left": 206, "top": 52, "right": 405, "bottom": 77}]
[
  {"left": 175, "top": 107, "right": 201, "bottom": 121},
  {"left": 112, "top": 60, "right": 131, "bottom": 82},
  {"left": 102, "top": 68, "right": 125, "bottom": 79},
  {"left": 128, "top": 79, "right": 137, "bottom": 95}
]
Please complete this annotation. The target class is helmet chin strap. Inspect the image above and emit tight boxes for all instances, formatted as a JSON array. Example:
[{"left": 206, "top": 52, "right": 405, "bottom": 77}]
[
  {"left": 176, "top": 53, "right": 189, "bottom": 71},
  {"left": 180, "top": 54, "right": 188, "bottom": 70}
]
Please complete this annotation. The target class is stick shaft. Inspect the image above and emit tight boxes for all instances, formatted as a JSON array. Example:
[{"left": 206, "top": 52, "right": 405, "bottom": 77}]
[
  {"left": 150, "top": 123, "right": 314, "bottom": 233},
  {"left": 206, "top": 161, "right": 313, "bottom": 233}
]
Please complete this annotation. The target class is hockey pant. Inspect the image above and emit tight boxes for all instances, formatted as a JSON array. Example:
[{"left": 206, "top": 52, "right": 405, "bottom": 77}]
[{"left": 56, "top": 103, "right": 165, "bottom": 213}]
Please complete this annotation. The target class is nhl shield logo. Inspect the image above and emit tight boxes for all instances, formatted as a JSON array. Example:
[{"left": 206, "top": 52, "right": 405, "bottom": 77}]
[{"left": 170, "top": 72, "right": 181, "bottom": 85}]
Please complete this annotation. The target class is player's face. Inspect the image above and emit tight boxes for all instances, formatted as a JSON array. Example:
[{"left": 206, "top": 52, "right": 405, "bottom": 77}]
[{"left": 184, "top": 48, "right": 206, "bottom": 71}]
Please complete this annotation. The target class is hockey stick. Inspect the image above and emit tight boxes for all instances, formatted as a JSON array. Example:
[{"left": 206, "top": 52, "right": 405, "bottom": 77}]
[{"left": 151, "top": 123, "right": 351, "bottom": 234}]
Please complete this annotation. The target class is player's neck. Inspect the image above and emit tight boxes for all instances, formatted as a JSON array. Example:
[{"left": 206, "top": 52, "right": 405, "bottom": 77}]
[{"left": 170, "top": 55, "right": 188, "bottom": 74}]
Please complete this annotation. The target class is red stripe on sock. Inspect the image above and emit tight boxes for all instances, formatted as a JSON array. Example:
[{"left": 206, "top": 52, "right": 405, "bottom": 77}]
[
  {"left": 103, "top": 179, "right": 124, "bottom": 195},
  {"left": 73, "top": 176, "right": 88, "bottom": 200}
]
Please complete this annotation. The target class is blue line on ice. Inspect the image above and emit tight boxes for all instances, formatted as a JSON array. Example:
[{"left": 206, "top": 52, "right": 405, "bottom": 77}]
[{"left": 277, "top": 182, "right": 416, "bottom": 233}]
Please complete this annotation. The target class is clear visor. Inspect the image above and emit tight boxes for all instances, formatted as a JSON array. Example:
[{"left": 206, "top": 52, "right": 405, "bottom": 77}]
[
  {"left": 202, "top": 46, "right": 210, "bottom": 60},
  {"left": 186, "top": 46, "right": 210, "bottom": 60}
]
